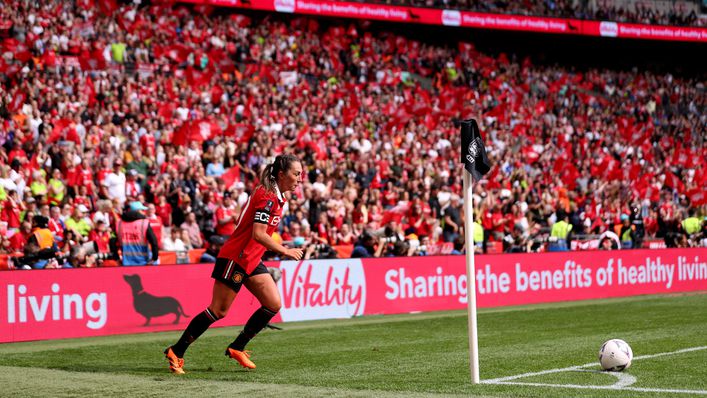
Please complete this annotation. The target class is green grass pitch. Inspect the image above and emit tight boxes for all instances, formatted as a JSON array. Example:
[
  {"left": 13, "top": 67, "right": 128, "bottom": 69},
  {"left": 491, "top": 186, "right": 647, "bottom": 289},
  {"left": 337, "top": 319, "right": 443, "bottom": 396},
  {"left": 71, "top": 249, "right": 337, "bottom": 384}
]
[{"left": 1, "top": 293, "right": 705, "bottom": 397}]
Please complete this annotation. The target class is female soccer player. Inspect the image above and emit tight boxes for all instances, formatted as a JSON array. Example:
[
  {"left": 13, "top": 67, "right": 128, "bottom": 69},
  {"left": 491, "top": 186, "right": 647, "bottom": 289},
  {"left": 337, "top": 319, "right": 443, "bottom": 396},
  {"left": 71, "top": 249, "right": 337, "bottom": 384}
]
[{"left": 165, "top": 154, "right": 304, "bottom": 373}]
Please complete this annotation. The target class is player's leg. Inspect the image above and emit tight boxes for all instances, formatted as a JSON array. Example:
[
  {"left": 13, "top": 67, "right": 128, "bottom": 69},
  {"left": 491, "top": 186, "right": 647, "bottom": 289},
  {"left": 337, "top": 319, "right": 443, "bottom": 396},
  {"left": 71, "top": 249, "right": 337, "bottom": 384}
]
[
  {"left": 166, "top": 259, "right": 242, "bottom": 373},
  {"left": 172, "top": 280, "right": 238, "bottom": 354},
  {"left": 226, "top": 264, "right": 280, "bottom": 369},
  {"left": 165, "top": 280, "right": 238, "bottom": 373}
]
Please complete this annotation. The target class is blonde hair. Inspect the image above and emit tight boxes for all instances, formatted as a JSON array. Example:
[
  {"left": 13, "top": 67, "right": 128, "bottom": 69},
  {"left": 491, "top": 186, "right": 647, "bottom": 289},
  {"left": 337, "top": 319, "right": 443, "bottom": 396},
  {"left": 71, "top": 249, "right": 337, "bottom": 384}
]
[{"left": 260, "top": 154, "right": 300, "bottom": 193}]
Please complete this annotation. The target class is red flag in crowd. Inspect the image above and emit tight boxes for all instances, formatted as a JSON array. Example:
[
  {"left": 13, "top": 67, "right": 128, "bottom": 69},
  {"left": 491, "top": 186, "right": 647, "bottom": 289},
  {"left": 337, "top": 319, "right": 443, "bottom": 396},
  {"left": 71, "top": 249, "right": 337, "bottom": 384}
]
[
  {"left": 258, "top": 63, "right": 276, "bottom": 84},
  {"left": 173, "top": 119, "right": 221, "bottom": 146},
  {"left": 229, "top": 14, "right": 251, "bottom": 27},
  {"left": 687, "top": 188, "right": 707, "bottom": 206},
  {"left": 224, "top": 123, "right": 254, "bottom": 144},
  {"left": 157, "top": 102, "right": 175, "bottom": 121},
  {"left": 295, "top": 125, "right": 311, "bottom": 148},
  {"left": 663, "top": 171, "right": 685, "bottom": 193},
  {"left": 193, "top": 4, "right": 214, "bottom": 15},
  {"left": 48, "top": 119, "right": 81, "bottom": 146},
  {"left": 78, "top": 49, "right": 106, "bottom": 71},
  {"left": 163, "top": 45, "right": 189, "bottom": 63},
  {"left": 42, "top": 49, "right": 57, "bottom": 67},
  {"left": 522, "top": 145, "right": 540, "bottom": 164},
  {"left": 308, "top": 139, "right": 328, "bottom": 160},
  {"left": 12, "top": 43, "right": 31, "bottom": 64},
  {"left": 211, "top": 85, "right": 224, "bottom": 105},
  {"left": 84, "top": 75, "right": 97, "bottom": 107},
  {"left": 97, "top": 0, "right": 118, "bottom": 16},
  {"left": 221, "top": 164, "right": 241, "bottom": 189},
  {"left": 76, "top": 0, "right": 94, "bottom": 10},
  {"left": 8, "top": 91, "right": 26, "bottom": 113},
  {"left": 186, "top": 67, "right": 213, "bottom": 91},
  {"left": 671, "top": 147, "right": 692, "bottom": 168}
]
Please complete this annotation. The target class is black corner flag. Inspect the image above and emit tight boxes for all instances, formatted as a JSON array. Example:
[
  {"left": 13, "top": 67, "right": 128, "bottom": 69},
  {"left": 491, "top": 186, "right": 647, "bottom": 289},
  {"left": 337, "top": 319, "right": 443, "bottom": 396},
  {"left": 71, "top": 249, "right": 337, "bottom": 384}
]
[{"left": 460, "top": 118, "right": 491, "bottom": 181}]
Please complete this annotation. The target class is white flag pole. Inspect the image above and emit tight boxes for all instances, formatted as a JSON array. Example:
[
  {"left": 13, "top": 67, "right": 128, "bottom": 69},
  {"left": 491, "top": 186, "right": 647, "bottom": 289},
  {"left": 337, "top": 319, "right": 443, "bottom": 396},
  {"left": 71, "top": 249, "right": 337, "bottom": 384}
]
[{"left": 463, "top": 170, "right": 480, "bottom": 384}]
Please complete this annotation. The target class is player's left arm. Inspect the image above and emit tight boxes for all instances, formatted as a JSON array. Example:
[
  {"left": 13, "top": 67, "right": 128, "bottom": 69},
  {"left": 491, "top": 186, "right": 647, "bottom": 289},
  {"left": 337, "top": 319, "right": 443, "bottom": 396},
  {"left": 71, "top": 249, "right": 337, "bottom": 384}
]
[{"left": 252, "top": 223, "right": 303, "bottom": 260}]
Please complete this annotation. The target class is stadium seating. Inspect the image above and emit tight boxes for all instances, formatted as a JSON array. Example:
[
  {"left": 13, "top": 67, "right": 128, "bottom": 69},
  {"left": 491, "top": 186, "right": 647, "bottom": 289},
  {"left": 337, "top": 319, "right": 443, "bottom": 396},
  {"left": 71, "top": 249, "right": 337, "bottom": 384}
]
[
  {"left": 336, "top": 0, "right": 704, "bottom": 26},
  {"left": 0, "top": 0, "right": 704, "bottom": 268}
]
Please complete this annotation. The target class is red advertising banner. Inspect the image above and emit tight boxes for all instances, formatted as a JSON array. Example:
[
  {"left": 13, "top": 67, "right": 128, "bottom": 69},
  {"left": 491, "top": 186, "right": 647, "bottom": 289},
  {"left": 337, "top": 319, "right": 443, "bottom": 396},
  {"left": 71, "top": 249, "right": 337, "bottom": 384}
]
[
  {"left": 361, "top": 248, "right": 707, "bottom": 313},
  {"left": 177, "top": 0, "right": 707, "bottom": 42},
  {"left": 1, "top": 248, "right": 705, "bottom": 343},
  {"left": 0, "top": 265, "right": 269, "bottom": 343}
]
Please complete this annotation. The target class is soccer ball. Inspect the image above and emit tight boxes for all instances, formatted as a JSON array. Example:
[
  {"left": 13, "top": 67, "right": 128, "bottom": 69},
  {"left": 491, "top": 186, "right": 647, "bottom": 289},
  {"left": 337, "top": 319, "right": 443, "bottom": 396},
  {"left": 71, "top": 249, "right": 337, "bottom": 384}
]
[{"left": 598, "top": 339, "right": 633, "bottom": 371}]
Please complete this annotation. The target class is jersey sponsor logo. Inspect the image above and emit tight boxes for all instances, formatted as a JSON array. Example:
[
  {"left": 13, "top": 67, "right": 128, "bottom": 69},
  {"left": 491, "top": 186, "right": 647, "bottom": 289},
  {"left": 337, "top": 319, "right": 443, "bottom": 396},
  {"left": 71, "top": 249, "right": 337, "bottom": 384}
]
[
  {"left": 254, "top": 211, "right": 270, "bottom": 223},
  {"left": 270, "top": 215, "right": 281, "bottom": 226}
]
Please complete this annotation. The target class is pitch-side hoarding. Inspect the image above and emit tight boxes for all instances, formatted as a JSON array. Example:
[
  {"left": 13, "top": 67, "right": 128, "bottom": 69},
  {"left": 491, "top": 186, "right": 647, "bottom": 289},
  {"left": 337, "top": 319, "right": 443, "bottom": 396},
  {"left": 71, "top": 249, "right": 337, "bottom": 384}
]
[{"left": 1, "top": 248, "right": 705, "bottom": 343}]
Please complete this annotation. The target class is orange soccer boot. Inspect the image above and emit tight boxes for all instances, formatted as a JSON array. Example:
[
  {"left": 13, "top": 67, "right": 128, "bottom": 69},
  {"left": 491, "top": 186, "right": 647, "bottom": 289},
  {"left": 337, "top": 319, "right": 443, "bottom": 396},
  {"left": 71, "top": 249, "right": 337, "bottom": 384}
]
[
  {"left": 164, "top": 347, "right": 185, "bottom": 374},
  {"left": 225, "top": 347, "right": 256, "bottom": 369}
]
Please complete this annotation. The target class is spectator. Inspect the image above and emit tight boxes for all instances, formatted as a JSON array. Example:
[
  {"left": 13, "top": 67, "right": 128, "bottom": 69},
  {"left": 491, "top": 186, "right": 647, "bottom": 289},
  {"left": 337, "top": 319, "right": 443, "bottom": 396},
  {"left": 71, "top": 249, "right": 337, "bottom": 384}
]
[
  {"left": 163, "top": 226, "right": 187, "bottom": 252},
  {"left": 25, "top": 216, "right": 59, "bottom": 269},
  {"left": 337, "top": 223, "right": 355, "bottom": 245},
  {"left": 48, "top": 206, "right": 65, "bottom": 244},
  {"left": 64, "top": 204, "right": 93, "bottom": 239},
  {"left": 351, "top": 230, "right": 378, "bottom": 258},
  {"left": 549, "top": 210, "right": 572, "bottom": 251},
  {"left": 200, "top": 235, "right": 226, "bottom": 264},
  {"left": 2, "top": 190, "right": 24, "bottom": 232},
  {"left": 104, "top": 160, "right": 127, "bottom": 207},
  {"left": 117, "top": 201, "right": 159, "bottom": 266},
  {"left": 21, "top": 197, "right": 39, "bottom": 223},
  {"left": 619, "top": 214, "right": 636, "bottom": 249},
  {"left": 215, "top": 192, "right": 238, "bottom": 237},
  {"left": 88, "top": 220, "right": 112, "bottom": 255},
  {"left": 183, "top": 212, "right": 204, "bottom": 249},
  {"left": 442, "top": 195, "right": 462, "bottom": 243},
  {"left": 47, "top": 169, "right": 66, "bottom": 206},
  {"left": 146, "top": 203, "right": 164, "bottom": 249}
]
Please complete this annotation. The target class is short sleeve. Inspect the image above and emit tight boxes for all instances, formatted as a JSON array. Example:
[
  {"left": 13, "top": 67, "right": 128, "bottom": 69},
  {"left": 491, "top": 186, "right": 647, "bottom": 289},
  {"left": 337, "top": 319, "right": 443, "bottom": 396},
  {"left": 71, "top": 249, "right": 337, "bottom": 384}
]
[{"left": 253, "top": 188, "right": 276, "bottom": 225}]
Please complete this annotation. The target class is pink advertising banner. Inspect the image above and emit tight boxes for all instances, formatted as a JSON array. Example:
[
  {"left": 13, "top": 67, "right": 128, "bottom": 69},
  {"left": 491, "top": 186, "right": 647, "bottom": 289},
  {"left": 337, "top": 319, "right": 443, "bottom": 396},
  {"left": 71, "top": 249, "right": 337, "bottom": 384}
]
[
  {"left": 1, "top": 248, "right": 705, "bottom": 343},
  {"left": 0, "top": 265, "right": 270, "bottom": 343},
  {"left": 178, "top": 0, "right": 707, "bottom": 42}
]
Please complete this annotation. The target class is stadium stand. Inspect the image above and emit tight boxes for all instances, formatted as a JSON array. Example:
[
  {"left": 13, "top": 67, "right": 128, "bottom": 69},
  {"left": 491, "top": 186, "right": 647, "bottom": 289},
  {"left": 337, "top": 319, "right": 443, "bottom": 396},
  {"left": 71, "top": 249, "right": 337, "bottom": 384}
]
[
  {"left": 0, "top": 0, "right": 704, "bottom": 268},
  {"left": 337, "top": 0, "right": 705, "bottom": 26}
]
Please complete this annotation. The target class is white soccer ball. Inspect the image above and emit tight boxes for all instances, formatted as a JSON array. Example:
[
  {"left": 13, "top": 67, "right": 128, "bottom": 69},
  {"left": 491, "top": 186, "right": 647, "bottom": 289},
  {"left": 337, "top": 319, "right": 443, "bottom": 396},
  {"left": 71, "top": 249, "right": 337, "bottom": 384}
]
[{"left": 598, "top": 339, "right": 633, "bottom": 371}]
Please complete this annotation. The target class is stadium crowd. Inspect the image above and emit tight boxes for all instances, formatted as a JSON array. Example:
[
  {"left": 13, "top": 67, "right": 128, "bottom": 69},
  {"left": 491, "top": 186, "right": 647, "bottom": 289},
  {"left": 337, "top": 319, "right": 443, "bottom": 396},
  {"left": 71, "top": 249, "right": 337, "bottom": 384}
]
[
  {"left": 0, "top": 0, "right": 705, "bottom": 268},
  {"left": 342, "top": 0, "right": 705, "bottom": 27}
]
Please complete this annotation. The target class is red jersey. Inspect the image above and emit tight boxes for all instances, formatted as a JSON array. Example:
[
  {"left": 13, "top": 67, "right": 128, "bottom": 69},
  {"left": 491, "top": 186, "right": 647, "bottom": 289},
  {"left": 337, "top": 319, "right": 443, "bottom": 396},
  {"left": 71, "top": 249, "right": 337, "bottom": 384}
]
[
  {"left": 2, "top": 200, "right": 22, "bottom": 228},
  {"left": 88, "top": 229, "right": 111, "bottom": 253},
  {"left": 218, "top": 185, "right": 284, "bottom": 274},
  {"left": 215, "top": 204, "right": 238, "bottom": 236}
]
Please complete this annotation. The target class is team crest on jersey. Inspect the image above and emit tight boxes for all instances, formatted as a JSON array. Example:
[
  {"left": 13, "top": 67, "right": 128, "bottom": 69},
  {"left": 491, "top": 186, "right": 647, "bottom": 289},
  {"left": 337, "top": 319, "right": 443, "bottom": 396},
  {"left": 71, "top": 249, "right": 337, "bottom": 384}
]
[{"left": 232, "top": 272, "right": 244, "bottom": 283}]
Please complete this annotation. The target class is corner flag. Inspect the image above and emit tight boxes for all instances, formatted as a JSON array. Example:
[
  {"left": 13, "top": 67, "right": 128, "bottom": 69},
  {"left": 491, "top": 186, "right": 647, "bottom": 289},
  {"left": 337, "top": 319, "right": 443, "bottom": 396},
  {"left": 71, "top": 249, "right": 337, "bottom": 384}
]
[
  {"left": 459, "top": 118, "right": 491, "bottom": 384},
  {"left": 460, "top": 118, "right": 491, "bottom": 181}
]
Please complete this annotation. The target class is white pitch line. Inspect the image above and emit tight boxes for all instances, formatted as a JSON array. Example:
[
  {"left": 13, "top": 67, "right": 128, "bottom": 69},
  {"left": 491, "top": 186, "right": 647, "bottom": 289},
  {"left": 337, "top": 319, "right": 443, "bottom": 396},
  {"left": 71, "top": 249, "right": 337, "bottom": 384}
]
[
  {"left": 632, "top": 345, "right": 707, "bottom": 361},
  {"left": 491, "top": 381, "right": 707, "bottom": 395},
  {"left": 482, "top": 345, "right": 707, "bottom": 384}
]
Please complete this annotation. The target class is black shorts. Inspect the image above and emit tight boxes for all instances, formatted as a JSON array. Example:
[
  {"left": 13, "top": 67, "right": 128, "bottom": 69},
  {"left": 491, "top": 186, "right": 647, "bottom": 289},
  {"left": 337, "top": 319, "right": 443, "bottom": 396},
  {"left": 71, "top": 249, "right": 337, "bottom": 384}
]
[{"left": 211, "top": 258, "right": 269, "bottom": 293}]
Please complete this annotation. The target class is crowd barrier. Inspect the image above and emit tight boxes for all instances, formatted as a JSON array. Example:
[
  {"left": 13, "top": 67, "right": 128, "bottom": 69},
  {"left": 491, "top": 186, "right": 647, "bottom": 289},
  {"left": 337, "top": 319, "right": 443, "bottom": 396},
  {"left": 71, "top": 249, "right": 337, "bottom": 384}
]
[
  {"left": 1, "top": 248, "right": 704, "bottom": 343},
  {"left": 180, "top": 0, "right": 707, "bottom": 42}
]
